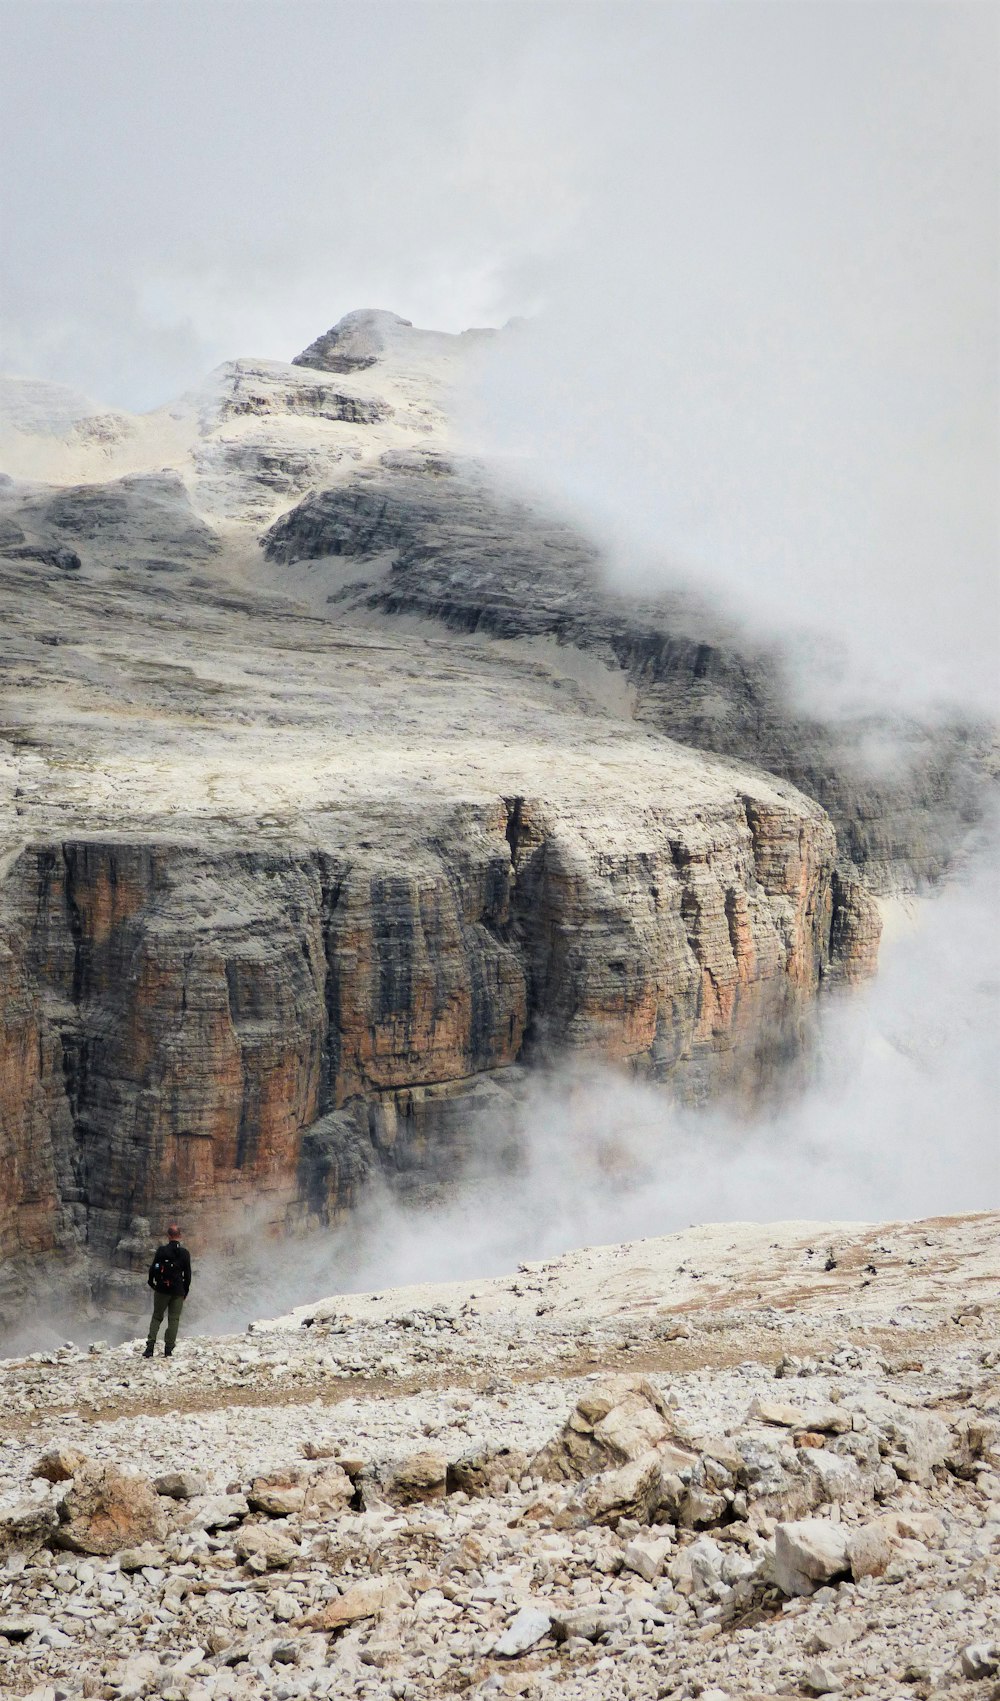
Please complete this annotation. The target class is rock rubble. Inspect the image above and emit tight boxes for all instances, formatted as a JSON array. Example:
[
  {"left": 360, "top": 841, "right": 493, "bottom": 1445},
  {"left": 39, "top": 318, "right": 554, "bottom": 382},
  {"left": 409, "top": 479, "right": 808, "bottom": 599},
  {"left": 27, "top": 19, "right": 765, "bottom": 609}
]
[{"left": 1, "top": 1212, "right": 998, "bottom": 1700}]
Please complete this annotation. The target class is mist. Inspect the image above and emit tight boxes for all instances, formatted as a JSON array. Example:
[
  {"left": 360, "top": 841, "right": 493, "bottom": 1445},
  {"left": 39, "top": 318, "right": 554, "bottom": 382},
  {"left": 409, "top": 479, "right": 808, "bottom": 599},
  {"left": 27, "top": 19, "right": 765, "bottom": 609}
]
[
  {"left": 460, "top": 6, "right": 998, "bottom": 721},
  {"left": 3, "top": 4, "right": 994, "bottom": 711},
  {"left": 2, "top": 815, "right": 995, "bottom": 1360}
]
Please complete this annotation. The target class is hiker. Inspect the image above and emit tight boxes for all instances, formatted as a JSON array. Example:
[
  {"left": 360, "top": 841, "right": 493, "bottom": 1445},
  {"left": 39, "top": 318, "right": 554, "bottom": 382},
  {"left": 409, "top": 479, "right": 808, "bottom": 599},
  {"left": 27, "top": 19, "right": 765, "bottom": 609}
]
[{"left": 144, "top": 1222, "right": 192, "bottom": 1358}]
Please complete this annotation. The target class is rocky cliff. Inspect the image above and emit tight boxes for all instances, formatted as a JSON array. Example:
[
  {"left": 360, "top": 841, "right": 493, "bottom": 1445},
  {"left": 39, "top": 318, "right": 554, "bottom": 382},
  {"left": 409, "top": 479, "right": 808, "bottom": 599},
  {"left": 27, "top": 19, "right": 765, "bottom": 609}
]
[
  {"left": 5, "top": 785, "right": 848, "bottom": 1280},
  {"left": 0, "top": 527, "right": 874, "bottom": 1320},
  {"left": 6, "top": 306, "right": 981, "bottom": 1313}
]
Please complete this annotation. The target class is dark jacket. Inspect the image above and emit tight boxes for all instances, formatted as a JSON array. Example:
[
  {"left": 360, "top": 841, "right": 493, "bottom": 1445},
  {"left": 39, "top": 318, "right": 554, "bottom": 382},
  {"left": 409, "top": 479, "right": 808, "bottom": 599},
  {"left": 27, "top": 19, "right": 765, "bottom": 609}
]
[{"left": 148, "top": 1242, "right": 192, "bottom": 1298}]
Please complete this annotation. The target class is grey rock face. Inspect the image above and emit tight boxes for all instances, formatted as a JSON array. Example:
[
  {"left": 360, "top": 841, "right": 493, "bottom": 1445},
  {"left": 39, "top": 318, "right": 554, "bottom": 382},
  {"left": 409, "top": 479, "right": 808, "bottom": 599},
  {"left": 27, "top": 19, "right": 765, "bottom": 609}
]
[
  {"left": 0, "top": 307, "right": 989, "bottom": 1315},
  {"left": 4, "top": 542, "right": 81, "bottom": 571},
  {"left": 292, "top": 309, "right": 417, "bottom": 373},
  {"left": 210, "top": 369, "right": 390, "bottom": 427},
  {"left": 264, "top": 459, "right": 986, "bottom": 893},
  {"left": 6, "top": 471, "right": 220, "bottom": 574}
]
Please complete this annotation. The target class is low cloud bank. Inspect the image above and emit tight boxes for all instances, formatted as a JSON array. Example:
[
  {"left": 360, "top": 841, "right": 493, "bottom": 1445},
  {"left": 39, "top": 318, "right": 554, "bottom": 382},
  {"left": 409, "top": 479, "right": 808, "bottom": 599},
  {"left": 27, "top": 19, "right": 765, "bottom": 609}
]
[{"left": 460, "top": 7, "right": 997, "bottom": 721}]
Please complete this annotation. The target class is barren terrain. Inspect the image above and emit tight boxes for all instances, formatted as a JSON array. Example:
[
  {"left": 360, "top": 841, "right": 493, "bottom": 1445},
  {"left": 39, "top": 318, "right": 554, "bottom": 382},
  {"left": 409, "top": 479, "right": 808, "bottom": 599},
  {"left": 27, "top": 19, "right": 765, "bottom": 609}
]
[{"left": 2, "top": 1212, "right": 997, "bottom": 1701}]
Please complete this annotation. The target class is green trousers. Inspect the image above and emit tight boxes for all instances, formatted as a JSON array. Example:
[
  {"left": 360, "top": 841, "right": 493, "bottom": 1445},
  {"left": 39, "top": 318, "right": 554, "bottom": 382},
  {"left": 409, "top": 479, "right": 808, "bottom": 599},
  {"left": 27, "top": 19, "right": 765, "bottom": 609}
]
[{"left": 147, "top": 1291, "right": 185, "bottom": 1351}]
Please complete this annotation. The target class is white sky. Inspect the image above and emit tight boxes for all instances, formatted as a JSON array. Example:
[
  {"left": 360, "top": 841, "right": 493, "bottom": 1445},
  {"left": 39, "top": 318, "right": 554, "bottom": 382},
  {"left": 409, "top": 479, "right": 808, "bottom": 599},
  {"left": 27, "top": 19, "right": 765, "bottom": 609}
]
[{"left": 1, "top": 1, "right": 997, "bottom": 712}]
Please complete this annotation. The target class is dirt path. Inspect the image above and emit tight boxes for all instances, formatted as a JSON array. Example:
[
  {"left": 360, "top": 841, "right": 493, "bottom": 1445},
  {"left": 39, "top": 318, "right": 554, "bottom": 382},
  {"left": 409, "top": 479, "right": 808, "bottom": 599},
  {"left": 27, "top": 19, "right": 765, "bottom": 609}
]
[{"left": 6, "top": 1322, "right": 963, "bottom": 1436}]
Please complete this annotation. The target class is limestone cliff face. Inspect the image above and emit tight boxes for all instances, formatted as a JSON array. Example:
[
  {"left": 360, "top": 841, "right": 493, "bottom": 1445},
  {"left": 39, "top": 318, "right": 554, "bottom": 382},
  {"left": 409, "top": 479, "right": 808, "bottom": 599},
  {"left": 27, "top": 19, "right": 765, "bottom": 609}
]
[
  {"left": 0, "top": 936, "right": 61, "bottom": 1263},
  {"left": 0, "top": 778, "right": 866, "bottom": 1292}
]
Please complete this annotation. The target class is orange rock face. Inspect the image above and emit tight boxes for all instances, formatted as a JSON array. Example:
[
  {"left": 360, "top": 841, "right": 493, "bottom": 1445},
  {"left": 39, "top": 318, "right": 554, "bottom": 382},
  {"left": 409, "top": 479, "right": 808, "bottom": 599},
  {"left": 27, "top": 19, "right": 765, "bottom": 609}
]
[{"left": 0, "top": 782, "right": 876, "bottom": 1290}]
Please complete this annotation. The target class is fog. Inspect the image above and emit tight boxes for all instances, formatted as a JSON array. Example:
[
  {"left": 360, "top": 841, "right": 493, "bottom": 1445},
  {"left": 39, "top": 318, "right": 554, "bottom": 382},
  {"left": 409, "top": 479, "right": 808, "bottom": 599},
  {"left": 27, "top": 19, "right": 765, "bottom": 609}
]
[
  {"left": 458, "top": 8, "right": 998, "bottom": 718},
  {"left": 4, "top": 824, "right": 993, "bottom": 1357}
]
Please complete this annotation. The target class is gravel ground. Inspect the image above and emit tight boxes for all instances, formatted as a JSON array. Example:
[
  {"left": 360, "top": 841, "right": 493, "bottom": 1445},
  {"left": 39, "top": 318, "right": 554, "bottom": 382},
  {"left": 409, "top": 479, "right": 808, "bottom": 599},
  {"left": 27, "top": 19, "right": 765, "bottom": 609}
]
[{"left": 1, "top": 1213, "right": 997, "bottom": 1701}]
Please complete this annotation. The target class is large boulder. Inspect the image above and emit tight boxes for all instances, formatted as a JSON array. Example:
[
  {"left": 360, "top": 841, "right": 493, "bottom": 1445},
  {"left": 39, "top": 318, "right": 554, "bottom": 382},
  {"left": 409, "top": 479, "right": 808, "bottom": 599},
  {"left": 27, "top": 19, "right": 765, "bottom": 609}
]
[
  {"left": 233, "top": 1525, "right": 299, "bottom": 1570},
  {"left": 555, "top": 1450, "right": 665, "bottom": 1528},
  {"left": 846, "top": 1521, "right": 897, "bottom": 1581},
  {"left": 0, "top": 1491, "right": 61, "bottom": 1560},
  {"left": 848, "top": 1392, "right": 950, "bottom": 1485},
  {"left": 734, "top": 1435, "right": 813, "bottom": 1521},
  {"left": 795, "top": 1445, "right": 865, "bottom": 1506},
  {"left": 248, "top": 1462, "right": 353, "bottom": 1518},
  {"left": 305, "top": 1464, "right": 355, "bottom": 1516},
  {"left": 185, "top": 1492, "right": 249, "bottom": 1531},
  {"left": 248, "top": 1473, "right": 306, "bottom": 1516},
  {"left": 31, "top": 1448, "right": 89, "bottom": 1485},
  {"left": 153, "top": 1470, "right": 206, "bottom": 1501},
  {"left": 946, "top": 1415, "right": 1000, "bottom": 1480},
  {"left": 533, "top": 1377, "right": 694, "bottom": 1481},
  {"left": 774, "top": 1519, "right": 851, "bottom": 1597},
  {"left": 622, "top": 1533, "right": 673, "bottom": 1583},
  {"left": 448, "top": 1445, "right": 528, "bottom": 1498},
  {"left": 304, "top": 1576, "right": 410, "bottom": 1630},
  {"left": 55, "top": 1464, "right": 167, "bottom": 1556},
  {"left": 385, "top": 1450, "right": 448, "bottom": 1504},
  {"left": 551, "top": 1605, "right": 626, "bottom": 1643},
  {"left": 492, "top": 1605, "right": 552, "bottom": 1658}
]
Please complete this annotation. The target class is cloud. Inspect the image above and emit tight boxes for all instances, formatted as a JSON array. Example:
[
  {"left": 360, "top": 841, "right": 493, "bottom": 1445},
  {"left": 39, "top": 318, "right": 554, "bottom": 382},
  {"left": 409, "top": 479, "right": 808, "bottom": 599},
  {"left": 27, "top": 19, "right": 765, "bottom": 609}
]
[
  {"left": 4, "top": 819, "right": 994, "bottom": 1355},
  {"left": 459, "top": 6, "right": 998, "bottom": 718},
  {"left": 0, "top": 1, "right": 582, "bottom": 405},
  {"left": 1, "top": 4, "right": 995, "bottom": 1353}
]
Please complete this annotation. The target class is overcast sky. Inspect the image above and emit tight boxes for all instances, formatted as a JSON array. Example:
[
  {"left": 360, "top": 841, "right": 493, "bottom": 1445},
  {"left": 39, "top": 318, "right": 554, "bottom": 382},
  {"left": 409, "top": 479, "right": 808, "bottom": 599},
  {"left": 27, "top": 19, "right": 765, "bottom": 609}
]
[{"left": 2, "top": 1, "right": 996, "bottom": 711}]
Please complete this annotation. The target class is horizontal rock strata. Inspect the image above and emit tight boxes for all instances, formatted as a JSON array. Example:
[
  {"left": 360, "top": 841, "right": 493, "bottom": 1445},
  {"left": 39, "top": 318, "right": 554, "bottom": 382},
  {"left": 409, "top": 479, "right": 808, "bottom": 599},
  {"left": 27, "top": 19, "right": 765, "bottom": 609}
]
[
  {"left": 11, "top": 306, "right": 973, "bottom": 1307},
  {"left": 0, "top": 772, "right": 867, "bottom": 1302}
]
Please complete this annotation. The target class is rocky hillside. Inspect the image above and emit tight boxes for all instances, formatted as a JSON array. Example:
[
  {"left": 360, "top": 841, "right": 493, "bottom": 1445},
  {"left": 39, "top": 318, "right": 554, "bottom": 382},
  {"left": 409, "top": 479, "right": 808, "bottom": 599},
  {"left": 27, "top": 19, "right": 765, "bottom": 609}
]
[
  {"left": 1, "top": 1212, "right": 998, "bottom": 1701},
  {"left": 0, "top": 308, "right": 983, "bottom": 1308}
]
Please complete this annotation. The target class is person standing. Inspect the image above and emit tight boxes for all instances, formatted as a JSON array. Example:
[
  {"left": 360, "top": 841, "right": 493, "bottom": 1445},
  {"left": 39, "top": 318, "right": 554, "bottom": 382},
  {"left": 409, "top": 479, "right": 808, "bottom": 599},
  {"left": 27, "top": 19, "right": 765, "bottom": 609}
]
[{"left": 144, "top": 1223, "right": 192, "bottom": 1357}]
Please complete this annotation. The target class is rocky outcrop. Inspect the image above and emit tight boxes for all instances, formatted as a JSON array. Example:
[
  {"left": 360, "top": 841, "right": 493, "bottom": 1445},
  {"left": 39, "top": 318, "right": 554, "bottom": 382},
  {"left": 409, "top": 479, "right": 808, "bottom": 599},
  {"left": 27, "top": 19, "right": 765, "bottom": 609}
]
[
  {"left": 55, "top": 1460, "right": 168, "bottom": 1556},
  {"left": 292, "top": 309, "right": 447, "bottom": 374},
  {"left": 0, "top": 934, "right": 62, "bottom": 1263},
  {"left": 210, "top": 368, "right": 390, "bottom": 429},
  {"left": 8, "top": 471, "right": 220, "bottom": 574}
]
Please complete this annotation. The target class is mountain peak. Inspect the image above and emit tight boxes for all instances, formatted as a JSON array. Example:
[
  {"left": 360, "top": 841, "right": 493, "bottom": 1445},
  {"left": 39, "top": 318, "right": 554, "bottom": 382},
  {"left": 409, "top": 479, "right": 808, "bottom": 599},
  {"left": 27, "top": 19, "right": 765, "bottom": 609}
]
[{"left": 292, "top": 309, "right": 416, "bottom": 374}]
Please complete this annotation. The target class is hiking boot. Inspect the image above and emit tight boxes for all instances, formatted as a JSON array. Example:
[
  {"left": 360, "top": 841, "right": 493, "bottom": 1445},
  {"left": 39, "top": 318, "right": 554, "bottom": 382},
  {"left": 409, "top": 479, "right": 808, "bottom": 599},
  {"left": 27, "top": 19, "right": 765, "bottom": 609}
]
[
  {"left": 142, "top": 1344, "right": 154, "bottom": 1358},
  {"left": 164, "top": 1345, "right": 174, "bottom": 1357}
]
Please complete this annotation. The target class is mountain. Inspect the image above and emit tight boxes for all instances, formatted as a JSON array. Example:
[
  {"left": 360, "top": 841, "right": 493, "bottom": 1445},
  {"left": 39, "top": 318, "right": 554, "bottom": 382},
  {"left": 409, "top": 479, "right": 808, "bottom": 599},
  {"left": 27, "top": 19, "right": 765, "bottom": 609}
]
[{"left": 0, "top": 312, "right": 983, "bottom": 1324}]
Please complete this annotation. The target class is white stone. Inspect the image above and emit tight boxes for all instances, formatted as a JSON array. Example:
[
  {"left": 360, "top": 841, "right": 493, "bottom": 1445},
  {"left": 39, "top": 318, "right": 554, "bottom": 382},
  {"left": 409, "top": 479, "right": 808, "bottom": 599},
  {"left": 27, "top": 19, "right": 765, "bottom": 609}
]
[
  {"left": 774, "top": 1520, "right": 850, "bottom": 1598},
  {"left": 491, "top": 1605, "right": 551, "bottom": 1657},
  {"left": 621, "top": 1535, "right": 672, "bottom": 1583},
  {"left": 960, "top": 1643, "right": 1000, "bottom": 1680},
  {"left": 802, "top": 1659, "right": 844, "bottom": 1694}
]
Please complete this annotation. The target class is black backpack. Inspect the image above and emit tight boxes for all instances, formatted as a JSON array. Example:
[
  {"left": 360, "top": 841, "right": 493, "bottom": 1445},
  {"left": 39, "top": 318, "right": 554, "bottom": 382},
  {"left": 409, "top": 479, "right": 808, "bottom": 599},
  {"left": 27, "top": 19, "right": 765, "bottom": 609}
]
[{"left": 149, "top": 1244, "right": 186, "bottom": 1296}]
